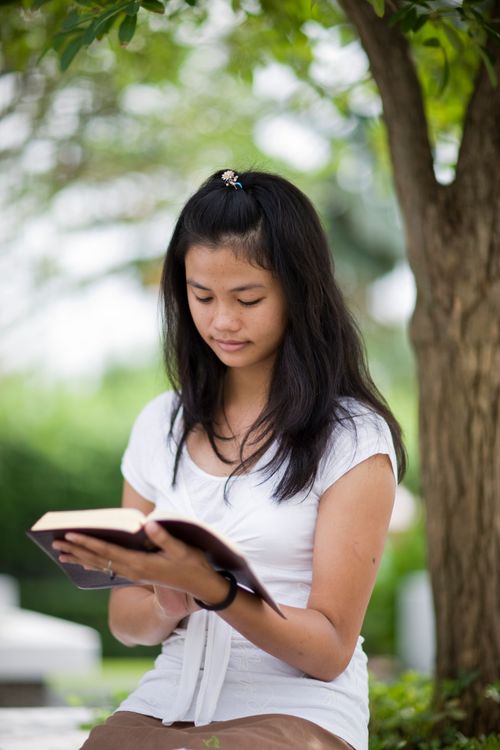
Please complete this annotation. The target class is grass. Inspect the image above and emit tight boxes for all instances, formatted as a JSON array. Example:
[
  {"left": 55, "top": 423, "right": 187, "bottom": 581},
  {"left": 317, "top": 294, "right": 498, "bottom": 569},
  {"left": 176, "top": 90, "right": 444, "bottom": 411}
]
[{"left": 47, "top": 657, "right": 155, "bottom": 708}]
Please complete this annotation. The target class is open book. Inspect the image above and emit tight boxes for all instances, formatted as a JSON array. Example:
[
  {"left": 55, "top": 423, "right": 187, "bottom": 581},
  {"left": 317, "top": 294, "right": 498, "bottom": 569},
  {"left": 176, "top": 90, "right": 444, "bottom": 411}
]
[{"left": 27, "top": 507, "right": 283, "bottom": 617}]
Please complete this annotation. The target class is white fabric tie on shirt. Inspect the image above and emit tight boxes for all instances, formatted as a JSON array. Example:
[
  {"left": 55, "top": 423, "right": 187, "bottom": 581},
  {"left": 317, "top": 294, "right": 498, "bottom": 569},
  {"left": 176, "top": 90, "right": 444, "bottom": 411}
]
[{"left": 162, "top": 610, "right": 233, "bottom": 726}]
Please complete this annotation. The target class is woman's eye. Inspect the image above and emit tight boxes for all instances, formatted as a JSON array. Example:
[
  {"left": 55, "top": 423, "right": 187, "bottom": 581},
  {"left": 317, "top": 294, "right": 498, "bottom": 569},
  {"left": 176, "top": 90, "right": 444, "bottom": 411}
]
[
  {"left": 194, "top": 296, "right": 213, "bottom": 304},
  {"left": 239, "top": 298, "right": 263, "bottom": 307}
]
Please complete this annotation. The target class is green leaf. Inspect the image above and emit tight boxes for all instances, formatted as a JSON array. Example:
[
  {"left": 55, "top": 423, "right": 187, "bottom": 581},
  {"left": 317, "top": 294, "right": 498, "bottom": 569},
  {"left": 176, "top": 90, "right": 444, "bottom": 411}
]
[
  {"left": 119, "top": 13, "right": 137, "bottom": 45},
  {"left": 185, "top": 0, "right": 198, "bottom": 5},
  {"left": 60, "top": 10, "right": 84, "bottom": 32},
  {"left": 61, "top": 10, "right": 99, "bottom": 32},
  {"left": 411, "top": 14, "right": 427, "bottom": 33},
  {"left": 401, "top": 8, "right": 419, "bottom": 34},
  {"left": 95, "top": 16, "right": 119, "bottom": 40},
  {"left": 126, "top": 1, "right": 140, "bottom": 15},
  {"left": 387, "top": 6, "right": 412, "bottom": 29},
  {"left": 202, "top": 738, "right": 220, "bottom": 749},
  {"left": 478, "top": 46, "right": 498, "bottom": 87},
  {"left": 89, "top": 2, "right": 132, "bottom": 41},
  {"left": 423, "top": 37, "right": 440, "bottom": 47},
  {"left": 484, "top": 22, "right": 500, "bottom": 42},
  {"left": 60, "top": 33, "right": 85, "bottom": 71},
  {"left": 469, "top": 6, "right": 488, "bottom": 23},
  {"left": 81, "top": 19, "right": 100, "bottom": 46},
  {"left": 368, "top": 0, "right": 385, "bottom": 18},
  {"left": 52, "top": 31, "right": 70, "bottom": 52},
  {"left": 141, "top": 0, "right": 165, "bottom": 12}
]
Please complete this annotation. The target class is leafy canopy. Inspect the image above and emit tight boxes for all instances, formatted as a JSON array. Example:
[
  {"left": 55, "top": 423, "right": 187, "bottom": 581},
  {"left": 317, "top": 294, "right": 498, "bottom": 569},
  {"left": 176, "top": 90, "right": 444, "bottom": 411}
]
[{"left": 7, "top": 0, "right": 496, "bottom": 86}]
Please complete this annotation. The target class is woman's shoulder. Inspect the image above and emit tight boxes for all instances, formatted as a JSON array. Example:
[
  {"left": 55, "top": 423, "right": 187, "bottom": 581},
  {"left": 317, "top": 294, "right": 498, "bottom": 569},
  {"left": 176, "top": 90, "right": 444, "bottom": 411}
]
[
  {"left": 332, "top": 396, "right": 396, "bottom": 464},
  {"left": 314, "top": 397, "right": 398, "bottom": 493},
  {"left": 334, "top": 396, "right": 390, "bottom": 434},
  {"left": 129, "top": 389, "right": 179, "bottom": 435}
]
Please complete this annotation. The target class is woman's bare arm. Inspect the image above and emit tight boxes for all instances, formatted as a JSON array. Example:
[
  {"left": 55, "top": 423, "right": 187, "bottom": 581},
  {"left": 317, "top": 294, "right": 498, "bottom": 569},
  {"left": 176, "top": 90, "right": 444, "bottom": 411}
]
[{"left": 217, "top": 453, "right": 395, "bottom": 680}]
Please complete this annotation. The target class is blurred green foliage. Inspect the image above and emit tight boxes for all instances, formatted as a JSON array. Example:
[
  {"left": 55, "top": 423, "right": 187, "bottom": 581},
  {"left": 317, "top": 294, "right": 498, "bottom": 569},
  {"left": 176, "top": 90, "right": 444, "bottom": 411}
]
[
  {"left": 364, "top": 520, "right": 426, "bottom": 656},
  {"left": 0, "top": 363, "right": 166, "bottom": 656},
  {"left": 3, "top": 0, "right": 493, "bottom": 149},
  {"left": 48, "top": 657, "right": 155, "bottom": 709},
  {"left": 0, "top": 363, "right": 164, "bottom": 563},
  {"left": 369, "top": 671, "right": 500, "bottom": 750}
]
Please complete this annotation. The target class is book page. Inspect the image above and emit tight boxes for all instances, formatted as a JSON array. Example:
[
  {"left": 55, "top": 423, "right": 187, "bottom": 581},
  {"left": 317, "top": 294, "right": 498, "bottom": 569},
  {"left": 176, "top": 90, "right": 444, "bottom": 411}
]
[{"left": 30, "top": 507, "right": 146, "bottom": 532}]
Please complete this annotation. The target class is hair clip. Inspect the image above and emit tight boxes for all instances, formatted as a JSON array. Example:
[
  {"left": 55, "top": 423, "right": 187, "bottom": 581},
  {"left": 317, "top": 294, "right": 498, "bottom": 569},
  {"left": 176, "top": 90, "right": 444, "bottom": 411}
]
[{"left": 221, "top": 170, "right": 243, "bottom": 190}]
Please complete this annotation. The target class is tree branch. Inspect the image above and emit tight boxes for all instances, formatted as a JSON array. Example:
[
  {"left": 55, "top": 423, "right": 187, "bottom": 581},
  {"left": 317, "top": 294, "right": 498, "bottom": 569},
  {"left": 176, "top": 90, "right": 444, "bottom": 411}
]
[
  {"left": 456, "top": 0, "right": 500, "bottom": 201},
  {"left": 338, "top": 0, "right": 437, "bottom": 242}
]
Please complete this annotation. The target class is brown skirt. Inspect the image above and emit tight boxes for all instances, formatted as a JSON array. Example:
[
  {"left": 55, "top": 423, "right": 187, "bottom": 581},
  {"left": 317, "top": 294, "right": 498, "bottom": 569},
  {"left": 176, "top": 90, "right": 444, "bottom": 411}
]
[{"left": 80, "top": 710, "right": 354, "bottom": 750}]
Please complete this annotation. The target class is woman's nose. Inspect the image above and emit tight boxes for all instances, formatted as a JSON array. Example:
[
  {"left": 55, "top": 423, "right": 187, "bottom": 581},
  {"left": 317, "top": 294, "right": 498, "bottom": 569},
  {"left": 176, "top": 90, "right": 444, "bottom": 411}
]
[{"left": 213, "top": 306, "right": 241, "bottom": 331}]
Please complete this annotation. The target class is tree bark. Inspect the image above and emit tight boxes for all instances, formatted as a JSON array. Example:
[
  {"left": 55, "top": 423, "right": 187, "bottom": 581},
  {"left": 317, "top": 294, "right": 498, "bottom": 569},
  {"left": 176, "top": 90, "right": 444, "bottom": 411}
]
[
  {"left": 411, "top": 19, "right": 500, "bottom": 732},
  {"left": 411, "top": 190, "right": 500, "bottom": 733},
  {"left": 339, "top": 0, "right": 500, "bottom": 734}
]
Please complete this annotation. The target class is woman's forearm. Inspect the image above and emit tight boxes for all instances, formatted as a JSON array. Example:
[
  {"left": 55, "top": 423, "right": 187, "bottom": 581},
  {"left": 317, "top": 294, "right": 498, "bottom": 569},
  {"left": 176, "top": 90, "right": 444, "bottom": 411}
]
[
  {"left": 185, "top": 566, "right": 350, "bottom": 681},
  {"left": 108, "top": 579, "right": 347, "bottom": 679},
  {"left": 52, "top": 526, "right": 355, "bottom": 673},
  {"left": 219, "top": 591, "right": 351, "bottom": 682},
  {"left": 110, "top": 585, "right": 350, "bottom": 678},
  {"left": 108, "top": 586, "right": 181, "bottom": 647}
]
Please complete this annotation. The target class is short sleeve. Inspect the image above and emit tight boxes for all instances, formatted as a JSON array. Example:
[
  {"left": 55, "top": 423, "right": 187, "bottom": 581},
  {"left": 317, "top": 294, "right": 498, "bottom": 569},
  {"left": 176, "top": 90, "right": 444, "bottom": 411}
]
[
  {"left": 315, "top": 402, "right": 398, "bottom": 496},
  {"left": 121, "top": 391, "right": 176, "bottom": 502}
]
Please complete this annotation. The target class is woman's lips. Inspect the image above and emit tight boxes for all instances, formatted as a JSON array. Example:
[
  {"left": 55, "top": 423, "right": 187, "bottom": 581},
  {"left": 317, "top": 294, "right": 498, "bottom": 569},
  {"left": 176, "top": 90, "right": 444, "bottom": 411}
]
[{"left": 215, "top": 339, "right": 249, "bottom": 352}]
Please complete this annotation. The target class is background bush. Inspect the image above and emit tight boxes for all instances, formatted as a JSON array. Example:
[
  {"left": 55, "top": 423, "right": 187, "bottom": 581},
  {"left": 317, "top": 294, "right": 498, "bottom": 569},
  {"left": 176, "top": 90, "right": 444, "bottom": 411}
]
[
  {"left": 369, "top": 672, "right": 500, "bottom": 750},
  {"left": 0, "top": 365, "right": 164, "bottom": 657}
]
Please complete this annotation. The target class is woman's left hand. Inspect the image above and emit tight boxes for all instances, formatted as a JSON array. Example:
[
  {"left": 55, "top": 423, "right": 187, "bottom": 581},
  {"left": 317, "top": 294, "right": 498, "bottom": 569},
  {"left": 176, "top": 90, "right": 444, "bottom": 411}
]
[{"left": 52, "top": 521, "right": 217, "bottom": 598}]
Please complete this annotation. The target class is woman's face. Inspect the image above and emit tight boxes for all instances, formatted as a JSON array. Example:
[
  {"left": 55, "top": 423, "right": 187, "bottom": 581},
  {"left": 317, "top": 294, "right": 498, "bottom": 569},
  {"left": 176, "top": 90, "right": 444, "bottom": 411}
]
[{"left": 185, "top": 244, "right": 288, "bottom": 374}]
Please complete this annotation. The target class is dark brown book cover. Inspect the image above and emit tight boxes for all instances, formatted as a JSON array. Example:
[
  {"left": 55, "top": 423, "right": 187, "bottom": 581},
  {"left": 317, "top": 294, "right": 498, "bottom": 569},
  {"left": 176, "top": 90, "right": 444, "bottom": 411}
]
[{"left": 27, "top": 511, "right": 284, "bottom": 617}]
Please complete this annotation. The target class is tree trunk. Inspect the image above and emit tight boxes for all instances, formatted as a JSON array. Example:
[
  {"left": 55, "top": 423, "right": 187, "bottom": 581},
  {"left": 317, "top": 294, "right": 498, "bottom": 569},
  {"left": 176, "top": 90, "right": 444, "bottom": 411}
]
[
  {"left": 337, "top": 1, "right": 500, "bottom": 731},
  {"left": 409, "top": 189, "right": 500, "bottom": 733}
]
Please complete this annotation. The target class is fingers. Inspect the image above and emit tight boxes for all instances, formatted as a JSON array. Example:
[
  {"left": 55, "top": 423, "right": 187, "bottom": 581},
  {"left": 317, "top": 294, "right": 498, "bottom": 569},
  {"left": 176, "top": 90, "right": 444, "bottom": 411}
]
[
  {"left": 52, "top": 533, "right": 138, "bottom": 576},
  {"left": 53, "top": 545, "right": 101, "bottom": 571},
  {"left": 51, "top": 527, "right": 186, "bottom": 584},
  {"left": 144, "top": 521, "right": 186, "bottom": 556},
  {"left": 54, "top": 533, "right": 122, "bottom": 563},
  {"left": 51, "top": 526, "right": 204, "bottom": 590}
]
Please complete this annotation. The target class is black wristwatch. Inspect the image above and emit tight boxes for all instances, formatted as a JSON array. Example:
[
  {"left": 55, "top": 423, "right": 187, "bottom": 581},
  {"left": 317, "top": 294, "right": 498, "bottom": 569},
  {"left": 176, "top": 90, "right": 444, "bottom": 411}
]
[{"left": 193, "top": 570, "right": 238, "bottom": 611}]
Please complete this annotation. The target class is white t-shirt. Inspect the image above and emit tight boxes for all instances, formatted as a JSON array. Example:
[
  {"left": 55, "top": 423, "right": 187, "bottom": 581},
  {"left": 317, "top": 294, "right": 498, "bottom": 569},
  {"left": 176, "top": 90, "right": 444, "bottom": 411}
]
[{"left": 117, "top": 390, "right": 398, "bottom": 750}]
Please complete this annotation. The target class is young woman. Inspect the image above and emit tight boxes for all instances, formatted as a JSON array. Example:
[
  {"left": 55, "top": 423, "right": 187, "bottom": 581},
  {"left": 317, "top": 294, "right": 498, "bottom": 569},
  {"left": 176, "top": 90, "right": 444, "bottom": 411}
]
[{"left": 53, "top": 169, "right": 406, "bottom": 750}]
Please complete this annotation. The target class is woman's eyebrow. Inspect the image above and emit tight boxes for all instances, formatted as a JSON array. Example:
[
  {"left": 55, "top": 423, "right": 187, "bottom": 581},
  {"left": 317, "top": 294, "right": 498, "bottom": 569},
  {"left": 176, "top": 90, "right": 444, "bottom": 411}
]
[{"left": 186, "top": 280, "right": 266, "bottom": 292}]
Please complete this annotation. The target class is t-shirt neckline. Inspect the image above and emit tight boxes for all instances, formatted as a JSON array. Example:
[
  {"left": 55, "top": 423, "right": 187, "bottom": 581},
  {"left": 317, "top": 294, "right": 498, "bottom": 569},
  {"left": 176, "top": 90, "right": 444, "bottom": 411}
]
[{"left": 182, "top": 441, "right": 274, "bottom": 482}]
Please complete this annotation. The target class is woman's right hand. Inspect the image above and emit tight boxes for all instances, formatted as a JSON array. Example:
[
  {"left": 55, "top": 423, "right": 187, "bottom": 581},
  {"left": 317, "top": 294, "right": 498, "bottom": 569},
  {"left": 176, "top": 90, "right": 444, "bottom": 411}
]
[
  {"left": 107, "top": 482, "right": 201, "bottom": 646},
  {"left": 154, "top": 585, "right": 201, "bottom": 620}
]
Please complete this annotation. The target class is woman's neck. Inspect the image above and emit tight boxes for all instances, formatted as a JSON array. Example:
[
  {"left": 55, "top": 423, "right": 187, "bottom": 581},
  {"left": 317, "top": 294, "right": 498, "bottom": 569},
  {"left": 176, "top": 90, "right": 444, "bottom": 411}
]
[{"left": 223, "top": 364, "right": 272, "bottom": 414}]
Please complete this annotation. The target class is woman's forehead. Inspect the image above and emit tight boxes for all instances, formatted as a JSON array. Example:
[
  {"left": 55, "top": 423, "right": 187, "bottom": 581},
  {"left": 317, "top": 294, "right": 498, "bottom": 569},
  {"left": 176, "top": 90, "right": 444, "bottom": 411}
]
[
  {"left": 185, "top": 245, "right": 274, "bottom": 291},
  {"left": 185, "top": 244, "right": 272, "bottom": 280}
]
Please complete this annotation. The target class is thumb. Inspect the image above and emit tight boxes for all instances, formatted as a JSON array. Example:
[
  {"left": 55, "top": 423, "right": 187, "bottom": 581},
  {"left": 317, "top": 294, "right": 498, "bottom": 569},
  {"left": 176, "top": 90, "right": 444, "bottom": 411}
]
[
  {"left": 144, "top": 521, "right": 184, "bottom": 553},
  {"left": 144, "top": 521, "right": 187, "bottom": 557}
]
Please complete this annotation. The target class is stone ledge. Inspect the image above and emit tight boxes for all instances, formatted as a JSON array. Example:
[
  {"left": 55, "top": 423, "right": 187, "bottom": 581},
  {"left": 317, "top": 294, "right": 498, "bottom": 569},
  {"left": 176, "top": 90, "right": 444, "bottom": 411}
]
[{"left": 0, "top": 706, "right": 94, "bottom": 750}]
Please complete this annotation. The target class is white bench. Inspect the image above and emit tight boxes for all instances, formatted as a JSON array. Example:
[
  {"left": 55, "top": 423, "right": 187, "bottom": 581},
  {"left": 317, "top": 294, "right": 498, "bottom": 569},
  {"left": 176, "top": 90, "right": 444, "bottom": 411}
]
[{"left": 0, "top": 575, "right": 101, "bottom": 706}]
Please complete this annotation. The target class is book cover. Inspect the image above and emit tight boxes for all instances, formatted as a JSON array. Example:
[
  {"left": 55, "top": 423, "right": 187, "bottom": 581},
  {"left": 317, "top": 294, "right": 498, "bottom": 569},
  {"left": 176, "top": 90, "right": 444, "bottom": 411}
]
[{"left": 27, "top": 508, "right": 284, "bottom": 617}]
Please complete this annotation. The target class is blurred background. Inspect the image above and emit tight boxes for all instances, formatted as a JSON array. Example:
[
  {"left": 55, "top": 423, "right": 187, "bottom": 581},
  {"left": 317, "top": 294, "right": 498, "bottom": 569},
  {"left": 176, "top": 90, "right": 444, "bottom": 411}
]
[{"left": 1, "top": 0, "right": 427, "bottom": 708}]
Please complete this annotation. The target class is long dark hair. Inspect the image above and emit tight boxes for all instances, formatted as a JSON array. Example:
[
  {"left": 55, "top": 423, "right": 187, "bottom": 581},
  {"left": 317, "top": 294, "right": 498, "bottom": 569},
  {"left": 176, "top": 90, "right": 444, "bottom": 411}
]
[{"left": 160, "top": 169, "right": 406, "bottom": 501}]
